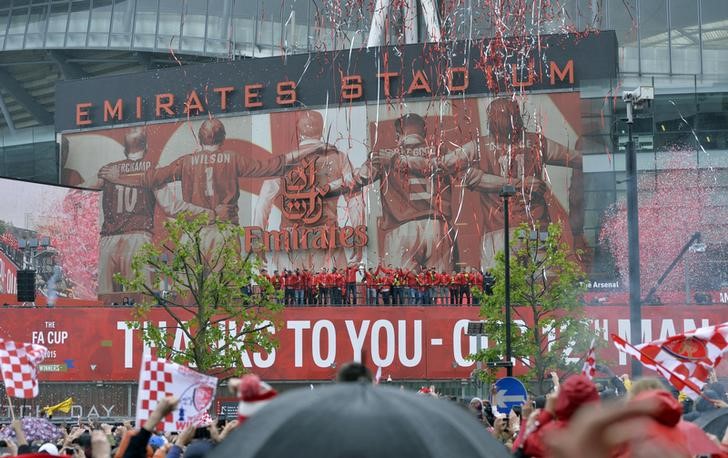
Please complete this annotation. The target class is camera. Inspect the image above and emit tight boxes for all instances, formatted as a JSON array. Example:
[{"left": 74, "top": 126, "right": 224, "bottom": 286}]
[{"left": 622, "top": 86, "right": 654, "bottom": 107}]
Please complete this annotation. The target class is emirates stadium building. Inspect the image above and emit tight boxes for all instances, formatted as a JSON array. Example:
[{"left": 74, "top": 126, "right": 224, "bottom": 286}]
[{"left": 0, "top": 0, "right": 726, "bottom": 419}]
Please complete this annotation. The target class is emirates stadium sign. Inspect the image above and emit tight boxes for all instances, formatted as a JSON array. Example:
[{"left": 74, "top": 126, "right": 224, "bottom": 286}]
[{"left": 56, "top": 33, "right": 616, "bottom": 130}]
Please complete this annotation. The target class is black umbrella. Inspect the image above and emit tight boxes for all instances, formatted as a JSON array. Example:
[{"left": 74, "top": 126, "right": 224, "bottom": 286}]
[
  {"left": 210, "top": 383, "right": 511, "bottom": 458},
  {"left": 693, "top": 408, "right": 728, "bottom": 438}
]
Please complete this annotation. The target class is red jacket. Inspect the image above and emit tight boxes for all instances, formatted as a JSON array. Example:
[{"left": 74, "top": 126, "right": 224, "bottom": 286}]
[
  {"left": 471, "top": 271, "right": 483, "bottom": 287},
  {"left": 521, "top": 375, "right": 599, "bottom": 458},
  {"left": 405, "top": 270, "right": 418, "bottom": 287},
  {"left": 438, "top": 273, "right": 450, "bottom": 286},
  {"left": 288, "top": 273, "right": 301, "bottom": 289},
  {"left": 345, "top": 266, "right": 357, "bottom": 283},
  {"left": 334, "top": 272, "right": 345, "bottom": 289},
  {"left": 365, "top": 272, "right": 377, "bottom": 287},
  {"left": 302, "top": 271, "right": 312, "bottom": 288},
  {"left": 313, "top": 273, "right": 325, "bottom": 288}
]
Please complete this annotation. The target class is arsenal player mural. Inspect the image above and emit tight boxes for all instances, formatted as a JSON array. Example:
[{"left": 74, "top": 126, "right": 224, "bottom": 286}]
[{"left": 60, "top": 93, "right": 584, "bottom": 300}]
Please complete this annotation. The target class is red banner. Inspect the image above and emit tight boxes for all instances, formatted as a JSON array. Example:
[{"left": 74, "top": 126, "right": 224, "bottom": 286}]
[{"left": 1, "top": 306, "right": 726, "bottom": 382}]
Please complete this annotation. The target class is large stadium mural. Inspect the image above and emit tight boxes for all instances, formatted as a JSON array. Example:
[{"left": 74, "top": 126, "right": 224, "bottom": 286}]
[{"left": 61, "top": 93, "right": 583, "bottom": 296}]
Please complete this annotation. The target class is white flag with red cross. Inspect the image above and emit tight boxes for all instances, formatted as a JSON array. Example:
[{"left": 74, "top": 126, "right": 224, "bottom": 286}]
[
  {"left": 612, "top": 321, "right": 728, "bottom": 399},
  {"left": 581, "top": 339, "right": 596, "bottom": 380},
  {"left": 0, "top": 338, "right": 47, "bottom": 399},
  {"left": 136, "top": 354, "right": 218, "bottom": 432}
]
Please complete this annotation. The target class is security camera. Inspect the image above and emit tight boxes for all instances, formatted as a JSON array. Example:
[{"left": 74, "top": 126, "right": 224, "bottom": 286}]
[{"left": 622, "top": 86, "right": 654, "bottom": 106}]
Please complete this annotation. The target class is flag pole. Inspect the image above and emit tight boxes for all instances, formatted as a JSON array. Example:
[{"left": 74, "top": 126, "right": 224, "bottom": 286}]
[
  {"left": 6, "top": 392, "right": 15, "bottom": 421},
  {"left": 612, "top": 335, "right": 713, "bottom": 402}
]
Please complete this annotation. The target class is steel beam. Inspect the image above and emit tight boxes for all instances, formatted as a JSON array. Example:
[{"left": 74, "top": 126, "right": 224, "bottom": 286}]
[
  {"left": 47, "top": 50, "right": 88, "bottom": 80},
  {"left": 0, "top": 68, "right": 52, "bottom": 125}
]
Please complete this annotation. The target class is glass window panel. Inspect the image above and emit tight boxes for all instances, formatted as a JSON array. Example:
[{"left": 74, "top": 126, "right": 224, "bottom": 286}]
[
  {"left": 26, "top": 5, "right": 47, "bottom": 35},
  {"left": 232, "top": 0, "right": 257, "bottom": 48},
  {"left": 639, "top": 0, "right": 668, "bottom": 73},
  {"left": 577, "top": 0, "right": 604, "bottom": 30},
  {"left": 701, "top": 0, "right": 728, "bottom": 75},
  {"left": 608, "top": 0, "right": 638, "bottom": 72},
  {"left": 158, "top": 0, "right": 181, "bottom": 36},
  {"left": 469, "top": 0, "right": 492, "bottom": 39},
  {"left": 7, "top": 7, "right": 29, "bottom": 35},
  {"left": 111, "top": 0, "right": 133, "bottom": 34},
  {"left": 47, "top": 2, "right": 68, "bottom": 33},
  {"left": 0, "top": 10, "right": 10, "bottom": 35},
  {"left": 279, "top": 0, "right": 308, "bottom": 51},
  {"left": 134, "top": 0, "right": 157, "bottom": 34},
  {"left": 68, "top": 0, "right": 90, "bottom": 33},
  {"left": 206, "top": 0, "right": 229, "bottom": 42},
  {"left": 89, "top": 0, "right": 113, "bottom": 33},
  {"left": 256, "top": 5, "right": 281, "bottom": 52},
  {"left": 181, "top": 36, "right": 204, "bottom": 52},
  {"left": 181, "top": 0, "right": 206, "bottom": 38},
  {"left": 669, "top": 1, "right": 699, "bottom": 74}
]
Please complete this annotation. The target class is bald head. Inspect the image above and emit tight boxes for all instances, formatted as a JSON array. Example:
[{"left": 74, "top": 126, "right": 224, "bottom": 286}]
[
  {"left": 199, "top": 118, "right": 226, "bottom": 146},
  {"left": 297, "top": 111, "right": 324, "bottom": 141},
  {"left": 124, "top": 127, "right": 147, "bottom": 157}
]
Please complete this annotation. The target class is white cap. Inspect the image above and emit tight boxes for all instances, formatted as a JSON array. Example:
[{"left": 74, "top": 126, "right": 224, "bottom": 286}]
[{"left": 39, "top": 443, "right": 59, "bottom": 455}]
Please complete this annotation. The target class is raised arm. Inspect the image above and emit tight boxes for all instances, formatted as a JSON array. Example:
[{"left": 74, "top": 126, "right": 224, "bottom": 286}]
[
  {"left": 99, "top": 160, "right": 182, "bottom": 189},
  {"left": 461, "top": 167, "right": 508, "bottom": 193},
  {"left": 543, "top": 135, "right": 581, "bottom": 168}
]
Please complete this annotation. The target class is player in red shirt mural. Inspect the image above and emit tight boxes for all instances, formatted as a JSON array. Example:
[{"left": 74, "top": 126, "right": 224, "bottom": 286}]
[
  {"left": 327, "top": 113, "right": 456, "bottom": 273},
  {"left": 100, "top": 118, "right": 318, "bottom": 263},
  {"left": 89, "top": 127, "right": 209, "bottom": 294},
  {"left": 445, "top": 97, "right": 582, "bottom": 271},
  {"left": 253, "top": 110, "right": 364, "bottom": 272}
]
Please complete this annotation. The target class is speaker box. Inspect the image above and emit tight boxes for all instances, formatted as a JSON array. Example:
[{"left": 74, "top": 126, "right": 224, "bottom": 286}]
[{"left": 16, "top": 270, "right": 36, "bottom": 302}]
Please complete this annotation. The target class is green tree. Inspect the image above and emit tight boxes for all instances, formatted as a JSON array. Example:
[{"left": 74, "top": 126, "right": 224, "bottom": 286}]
[
  {"left": 117, "top": 212, "right": 282, "bottom": 377},
  {"left": 473, "top": 222, "right": 593, "bottom": 394}
]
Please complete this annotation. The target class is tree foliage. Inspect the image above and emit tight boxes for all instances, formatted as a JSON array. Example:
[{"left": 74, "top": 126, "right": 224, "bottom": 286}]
[
  {"left": 116, "top": 212, "right": 282, "bottom": 377},
  {"left": 473, "top": 222, "right": 594, "bottom": 394}
]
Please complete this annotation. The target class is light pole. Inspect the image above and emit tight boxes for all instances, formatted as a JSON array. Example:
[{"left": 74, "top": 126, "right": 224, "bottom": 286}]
[
  {"left": 499, "top": 184, "right": 516, "bottom": 377},
  {"left": 622, "top": 86, "right": 653, "bottom": 377}
]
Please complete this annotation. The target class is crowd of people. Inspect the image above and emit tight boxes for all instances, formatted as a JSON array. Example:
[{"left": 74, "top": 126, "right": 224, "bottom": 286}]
[
  {"left": 260, "top": 264, "right": 496, "bottom": 306},
  {"left": 1, "top": 364, "right": 727, "bottom": 457}
]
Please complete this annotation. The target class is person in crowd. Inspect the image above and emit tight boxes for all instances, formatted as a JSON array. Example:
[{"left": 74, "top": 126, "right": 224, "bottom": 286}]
[
  {"left": 344, "top": 264, "right": 358, "bottom": 305},
  {"left": 378, "top": 266, "right": 392, "bottom": 305},
  {"left": 471, "top": 269, "right": 484, "bottom": 305},
  {"left": 483, "top": 270, "right": 495, "bottom": 295},
  {"left": 332, "top": 268, "right": 344, "bottom": 305},
  {"left": 519, "top": 374, "right": 600, "bottom": 457},
  {"left": 366, "top": 267, "right": 379, "bottom": 305},
  {"left": 449, "top": 269, "right": 460, "bottom": 305}
]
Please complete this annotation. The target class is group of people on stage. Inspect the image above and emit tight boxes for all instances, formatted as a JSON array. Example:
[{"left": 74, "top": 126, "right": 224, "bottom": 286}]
[{"left": 260, "top": 264, "right": 496, "bottom": 306}]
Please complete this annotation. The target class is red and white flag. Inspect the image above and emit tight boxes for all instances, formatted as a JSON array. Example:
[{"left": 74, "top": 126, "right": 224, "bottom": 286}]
[
  {"left": 136, "top": 354, "right": 217, "bottom": 432},
  {"left": 581, "top": 339, "right": 596, "bottom": 380},
  {"left": 0, "top": 338, "right": 47, "bottom": 399},
  {"left": 612, "top": 322, "right": 728, "bottom": 399}
]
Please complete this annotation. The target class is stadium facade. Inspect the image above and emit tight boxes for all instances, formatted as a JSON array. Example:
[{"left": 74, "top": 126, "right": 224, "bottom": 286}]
[{"left": 0, "top": 0, "right": 727, "bottom": 419}]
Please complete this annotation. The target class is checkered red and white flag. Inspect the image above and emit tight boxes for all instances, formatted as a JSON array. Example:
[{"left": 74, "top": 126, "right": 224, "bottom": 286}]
[
  {"left": 0, "top": 338, "right": 47, "bottom": 399},
  {"left": 612, "top": 322, "right": 728, "bottom": 399},
  {"left": 581, "top": 339, "right": 596, "bottom": 380},
  {"left": 136, "top": 353, "right": 218, "bottom": 432}
]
